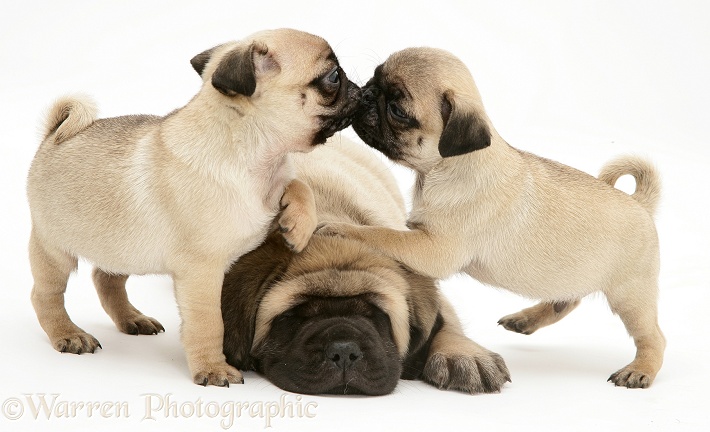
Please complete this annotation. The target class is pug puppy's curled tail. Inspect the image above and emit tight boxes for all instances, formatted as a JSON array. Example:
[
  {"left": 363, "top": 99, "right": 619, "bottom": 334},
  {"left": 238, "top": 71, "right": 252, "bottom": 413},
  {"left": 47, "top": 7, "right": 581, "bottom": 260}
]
[
  {"left": 598, "top": 156, "right": 661, "bottom": 216},
  {"left": 42, "top": 95, "right": 97, "bottom": 145}
]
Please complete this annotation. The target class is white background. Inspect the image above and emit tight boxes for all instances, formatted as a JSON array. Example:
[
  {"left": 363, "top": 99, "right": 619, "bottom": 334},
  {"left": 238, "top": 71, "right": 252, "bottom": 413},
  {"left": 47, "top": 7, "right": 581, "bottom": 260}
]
[{"left": 1, "top": 1, "right": 709, "bottom": 431}]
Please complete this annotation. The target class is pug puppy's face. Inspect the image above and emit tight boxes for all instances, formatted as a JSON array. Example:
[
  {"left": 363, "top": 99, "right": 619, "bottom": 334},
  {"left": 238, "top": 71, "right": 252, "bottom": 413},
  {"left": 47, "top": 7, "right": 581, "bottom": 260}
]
[
  {"left": 352, "top": 48, "right": 492, "bottom": 172},
  {"left": 191, "top": 29, "right": 361, "bottom": 150}
]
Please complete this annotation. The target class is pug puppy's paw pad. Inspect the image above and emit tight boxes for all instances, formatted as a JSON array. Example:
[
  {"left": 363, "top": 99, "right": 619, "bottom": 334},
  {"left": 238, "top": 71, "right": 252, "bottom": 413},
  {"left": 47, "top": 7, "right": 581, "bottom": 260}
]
[
  {"left": 192, "top": 363, "right": 244, "bottom": 387},
  {"left": 424, "top": 350, "right": 511, "bottom": 394},
  {"left": 53, "top": 332, "right": 102, "bottom": 354},
  {"left": 608, "top": 366, "right": 652, "bottom": 389},
  {"left": 118, "top": 314, "right": 165, "bottom": 335},
  {"left": 497, "top": 313, "right": 537, "bottom": 335}
]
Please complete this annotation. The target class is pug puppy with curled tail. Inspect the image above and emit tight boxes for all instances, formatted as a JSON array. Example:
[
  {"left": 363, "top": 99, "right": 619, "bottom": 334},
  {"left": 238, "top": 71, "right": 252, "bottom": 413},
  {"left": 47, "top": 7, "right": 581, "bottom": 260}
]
[
  {"left": 26, "top": 28, "right": 361, "bottom": 387},
  {"left": 319, "top": 47, "right": 664, "bottom": 389}
]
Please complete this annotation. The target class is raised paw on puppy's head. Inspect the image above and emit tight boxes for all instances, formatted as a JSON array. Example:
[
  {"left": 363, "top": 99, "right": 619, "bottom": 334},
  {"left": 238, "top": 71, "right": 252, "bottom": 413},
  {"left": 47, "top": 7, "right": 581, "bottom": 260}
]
[{"left": 278, "top": 179, "right": 318, "bottom": 252}]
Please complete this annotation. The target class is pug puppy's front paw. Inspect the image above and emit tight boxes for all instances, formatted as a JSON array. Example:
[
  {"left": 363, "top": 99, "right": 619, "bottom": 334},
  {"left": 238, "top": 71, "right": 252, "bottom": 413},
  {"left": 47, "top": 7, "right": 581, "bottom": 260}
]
[
  {"left": 117, "top": 313, "right": 165, "bottom": 335},
  {"left": 314, "top": 222, "right": 354, "bottom": 238},
  {"left": 279, "top": 180, "right": 317, "bottom": 253},
  {"left": 53, "top": 332, "right": 102, "bottom": 354},
  {"left": 278, "top": 208, "right": 316, "bottom": 253},
  {"left": 192, "top": 363, "right": 244, "bottom": 387}
]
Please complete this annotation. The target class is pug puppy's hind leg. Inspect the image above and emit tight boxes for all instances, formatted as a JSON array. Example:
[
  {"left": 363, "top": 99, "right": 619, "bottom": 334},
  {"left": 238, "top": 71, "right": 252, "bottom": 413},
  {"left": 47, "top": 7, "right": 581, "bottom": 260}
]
[
  {"left": 606, "top": 280, "right": 665, "bottom": 389},
  {"left": 92, "top": 268, "right": 164, "bottom": 335},
  {"left": 498, "top": 300, "right": 581, "bottom": 335},
  {"left": 29, "top": 231, "right": 101, "bottom": 354},
  {"left": 278, "top": 179, "right": 317, "bottom": 253}
]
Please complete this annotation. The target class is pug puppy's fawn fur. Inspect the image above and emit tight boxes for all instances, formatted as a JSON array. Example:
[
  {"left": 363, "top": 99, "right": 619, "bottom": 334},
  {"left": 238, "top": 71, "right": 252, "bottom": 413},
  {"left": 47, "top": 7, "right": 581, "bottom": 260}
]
[
  {"left": 26, "top": 28, "right": 360, "bottom": 386},
  {"left": 320, "top": 47, "right": 664, "bottom": 388}
]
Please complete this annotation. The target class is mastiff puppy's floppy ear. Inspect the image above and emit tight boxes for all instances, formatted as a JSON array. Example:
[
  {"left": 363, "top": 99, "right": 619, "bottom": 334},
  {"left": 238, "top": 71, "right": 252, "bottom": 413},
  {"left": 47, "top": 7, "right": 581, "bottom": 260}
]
[
  {"left": 438, "top": 91, "right": 491, "bottom": 158},
  {"left": 221, "top": 231, "right": 295, "bottom": 371},
  {"left": 190, "top": 42, "right": 280, "bottom": 97}
]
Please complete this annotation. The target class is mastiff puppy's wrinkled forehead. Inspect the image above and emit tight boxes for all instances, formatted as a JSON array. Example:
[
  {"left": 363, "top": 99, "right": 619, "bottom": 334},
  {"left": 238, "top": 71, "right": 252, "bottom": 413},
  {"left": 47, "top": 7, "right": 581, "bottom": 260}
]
[{"left": 222, "top": 232, "right": 441, "bottom": 396}]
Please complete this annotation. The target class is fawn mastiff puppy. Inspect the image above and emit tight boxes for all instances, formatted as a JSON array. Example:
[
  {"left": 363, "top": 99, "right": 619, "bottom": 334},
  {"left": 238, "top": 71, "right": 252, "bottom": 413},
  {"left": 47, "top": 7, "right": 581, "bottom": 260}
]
[
  {"left": 26, "top": 28, "right": 360, "bottom": 386},
  {"left": 221, "top": 136, "right": 510, "bottom": 395},
  {"left": 320, "top": 47, "right": 664, "bottom": 388}
]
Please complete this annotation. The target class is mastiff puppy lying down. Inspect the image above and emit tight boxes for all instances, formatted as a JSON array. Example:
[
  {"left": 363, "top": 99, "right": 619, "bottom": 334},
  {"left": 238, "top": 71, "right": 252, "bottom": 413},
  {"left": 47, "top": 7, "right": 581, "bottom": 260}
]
[{"left": 221, "top": 136, "right": 510, "bottom": 395}]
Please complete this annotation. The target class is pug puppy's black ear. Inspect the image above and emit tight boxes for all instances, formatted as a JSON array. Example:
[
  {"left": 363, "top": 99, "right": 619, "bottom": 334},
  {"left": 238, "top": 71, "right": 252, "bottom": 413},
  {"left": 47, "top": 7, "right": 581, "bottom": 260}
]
[
  {"left": 190, "top": 42, "right": 279, "bottom": 97},
  {"left": 210, "top": 44, "right": 259, "bottom": 97},
  {"left": 190, "top": 46, "right": 219, "bottom": 77},
  {"left": 438, "top": 92, "right": 491, "bottom": 158}
]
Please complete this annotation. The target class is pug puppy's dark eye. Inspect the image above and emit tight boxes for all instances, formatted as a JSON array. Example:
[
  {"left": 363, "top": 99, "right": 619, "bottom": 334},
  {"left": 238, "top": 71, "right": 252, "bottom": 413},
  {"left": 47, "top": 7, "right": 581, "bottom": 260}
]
[
  {"left": 327, "top": 68, "right": 340, "bottom": 84},
  {"left": 387, "top": 101, "right": 408, "bottom": 122},
  {"left": 321, "top": 66, "right": 341, "bottom": 93}
]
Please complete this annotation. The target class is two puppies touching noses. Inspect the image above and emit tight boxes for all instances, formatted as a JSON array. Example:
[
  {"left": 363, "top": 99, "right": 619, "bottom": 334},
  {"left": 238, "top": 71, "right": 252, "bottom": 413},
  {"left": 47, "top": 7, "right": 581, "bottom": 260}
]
[{"left": 27, "top": 28, "right": 664, "bottom": 391}]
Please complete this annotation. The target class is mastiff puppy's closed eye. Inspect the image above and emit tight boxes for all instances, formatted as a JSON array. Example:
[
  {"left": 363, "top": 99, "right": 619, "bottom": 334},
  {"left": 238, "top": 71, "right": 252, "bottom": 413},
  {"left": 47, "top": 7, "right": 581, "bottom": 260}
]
[
  {"left": 26, "top": 29, "right": 360, "bottom": 386},
  {"left": 321, "top": 47, "right": 665, "bottom": 389},
  {"left": 221, "top": 136, "right": 510, "bottom": 395}
]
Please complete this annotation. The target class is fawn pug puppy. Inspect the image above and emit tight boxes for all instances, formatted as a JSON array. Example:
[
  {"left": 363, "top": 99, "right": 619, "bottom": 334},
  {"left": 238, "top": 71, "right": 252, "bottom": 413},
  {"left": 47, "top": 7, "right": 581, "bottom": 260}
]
[
  {"left": 221, "top": 136, "right": 510, "bottom": 395},
  {"left": 26, "top": 28, "right": 361, "bottom": 387},
  {"left": 320, "top": 47, "right": 664, "bottom": 388}
]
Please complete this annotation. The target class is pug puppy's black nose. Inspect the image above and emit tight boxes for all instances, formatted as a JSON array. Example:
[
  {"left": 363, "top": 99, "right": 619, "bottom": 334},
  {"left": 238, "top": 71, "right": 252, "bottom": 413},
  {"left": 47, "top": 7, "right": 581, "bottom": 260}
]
[
  {"left": 326, "top": 341, "right": 362, "bottom": 370},
  {"left": 347, "top": 81, "right": 362, "bottom": 102},
  {"left": 362, "top": 86, "right": 378, "bottom": 104}
]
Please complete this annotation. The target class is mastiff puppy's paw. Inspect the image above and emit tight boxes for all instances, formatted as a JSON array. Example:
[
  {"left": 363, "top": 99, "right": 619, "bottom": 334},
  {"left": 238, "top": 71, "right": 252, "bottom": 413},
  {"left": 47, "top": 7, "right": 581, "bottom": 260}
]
[{"left": 423, "top": 346, "right": 511, "bottom": 394}]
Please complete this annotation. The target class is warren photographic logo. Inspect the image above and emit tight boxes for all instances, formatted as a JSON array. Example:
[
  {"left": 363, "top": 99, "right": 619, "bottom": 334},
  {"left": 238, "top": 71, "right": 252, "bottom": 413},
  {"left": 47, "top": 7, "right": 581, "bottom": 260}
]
[
  {"left": 142, "top": 393, "right": 317, "bottom": 428},
  {"left": 2, "top": 394, "right": 129, "bottom": 421},
  {"left": 2, "top": 393, "right": 318, "bottom": 429}
]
